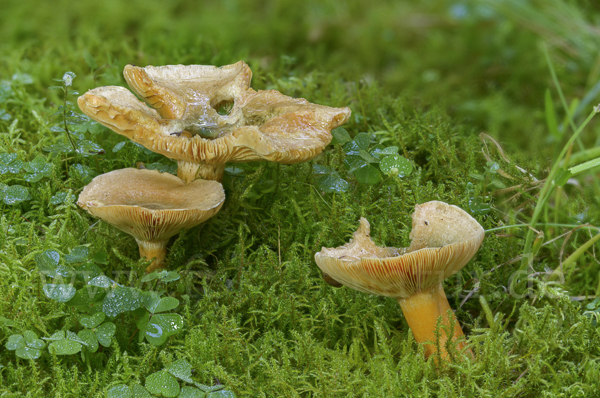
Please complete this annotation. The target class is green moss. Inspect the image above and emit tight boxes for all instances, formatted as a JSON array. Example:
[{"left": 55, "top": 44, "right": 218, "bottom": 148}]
[{"left": 1, "top": 0, "right": 600, "bottom": 396}]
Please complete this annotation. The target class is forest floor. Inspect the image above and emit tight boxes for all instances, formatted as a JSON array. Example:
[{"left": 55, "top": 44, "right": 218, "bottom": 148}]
[{"left": 1, "top": 0, "right": 599, "bottom": 396}]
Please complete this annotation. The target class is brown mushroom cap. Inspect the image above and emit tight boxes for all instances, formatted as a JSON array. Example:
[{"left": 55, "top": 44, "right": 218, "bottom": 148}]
[
  {"left": 314, "top": 201, "right": 485, "bottom": 298},
  {"left": 77, "top": 62, "right": 351, "bottom": 176},
  {"left": 77, "top": 168, "right": 225, "bottom": 243}
]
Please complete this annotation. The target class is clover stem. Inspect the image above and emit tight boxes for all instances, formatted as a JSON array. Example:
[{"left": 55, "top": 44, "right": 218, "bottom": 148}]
[
  {"left": 62, "top": 85, "right": 77, "bottom": 151},
  {"left": 177, "top": 160, "right": 225, "bottom": 183},
  {"left": 136, "top": 239, "right": 168, "bottom": 273},
  {"left": 397, "top": 283, "right": 471, "bottom": 362}
]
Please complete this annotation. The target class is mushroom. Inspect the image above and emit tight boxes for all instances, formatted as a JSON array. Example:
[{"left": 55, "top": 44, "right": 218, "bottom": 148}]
[
  {"left": 314, "top": 201, "right": 484, "bottom": 361},
  {"left": 78, "top": 61, "right": 351, "bottom": 183},
  {"left": 77, "top": 168, "right": 225, "bottom": 272}
]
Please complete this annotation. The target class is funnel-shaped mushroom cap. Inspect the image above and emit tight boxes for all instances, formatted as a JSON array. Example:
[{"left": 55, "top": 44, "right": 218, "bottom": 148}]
[
  {"left": 77, "top": 168, "right": 225, "bottom": 242},
  {"left": 314, "top": 201, "right": 484, "bottom": 298},
  {"left": 78, "top": 61, "right": 351, "bottom": 173}
]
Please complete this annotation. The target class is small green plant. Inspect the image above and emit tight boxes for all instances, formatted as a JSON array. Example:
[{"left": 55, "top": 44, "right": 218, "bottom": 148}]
[
  {"left": 106, "top": 359, "right": 236, "bottom": 398},
  {"left": 44, "top": 330, "right": 91, "bottom": 356},
  {"left": 465, "top": 181, "right": 492, "bottom": 216},
  {"left": 584, "top": 298, "right": 600, "bottom": 326},
  {"left": 0, "top": 181, "right": 30, "bottom": 205},
  {"left": 0, "top": 154, "right": 59, "bottom": 205},
  {"left": 77, "top": 312, "right": 117, "bottom": 353},
  {"left": 33, "top": 248, "right": 185, "bottom": 354},
  {"left": 469, "top": 160, "right": 507, "bottom": 191},
  {"left": 5, "top": 330, "right": 46, "bottom": 360},
  {"left": 135, "top": 291, "right": 183, "bottom": 346},
  {"left": 48, "top": 72, "right": 104, "bottom": 156},
  {"left": 142, "top": 270, "right": 181, "bottom": 284},
  {"left": 313, "top": 127, "right": 413, "bottom": 193},
  {"left": 5, "top": 314, "right": 116, "bottom": 360},
  {"left": 44, "top": 71, "right": 105, "bottom": 187}
]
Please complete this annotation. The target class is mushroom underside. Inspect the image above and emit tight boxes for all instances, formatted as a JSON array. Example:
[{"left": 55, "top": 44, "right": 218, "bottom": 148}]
[
  {"left": 77, "top": 168, "right": 225, "bottom": 271},
  {"left": 315, "top": 202, "right": 485, "bottom": 298},
  {"left": 315, "top": 239, "right": 482, "bottom": 298}
]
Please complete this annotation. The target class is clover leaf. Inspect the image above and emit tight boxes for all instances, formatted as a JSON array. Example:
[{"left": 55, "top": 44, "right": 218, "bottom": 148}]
[
  {"left": 106, "top": 384, "right": 154, "bottom": 398},
  {"left": 0, "top": 183, "right": 30, "bottom": 205},
  {"left": 106, "top": 385, "right": 132, "bottom": 398},
  {"left": 77, "top": 313, "right": 116, "bottom": 352},
  {"left": 379, "top": 154, "right": 413, "bottom": 177},
  {"left": 50, "top": 191, "right": 75, "bottom": 205},
  {"left": 23, "top": 156, "right": 53, "bottom": 182},
  {"left": 43, "top": 283, "right": 77, "bottom": 302},
  {"left": 166, "top": 359, "right": 195, "bottom": 384},
  {"left": 136, "top": 292, "right": 183, "bottom": 346},
  {"left": 331, "top": 127, "right": 351, "bottom": 145},
  {"left": 179, "top": 387, "right": 206, "bottom": 398},
  {"left": 44, "top": 330, "right": 87, "bottom": 355},
  {"left": 65, "top": 245, "right": 90, "bottom": 264},
  {"left": 5, "top": 331, "right": 46, "bottom": 360},
  {"left": 145, "top": 371, "right": 180, "bottom": 397},
  {"left": 0, "top": 153, "right": 24, "bottom": 174},
  {"left": 353, "top": 164, "right": 382, "bottom": 184},
  {"left": 312, "top": 165, "right": 349, "bottom": 193},
  {"left": 102, "top": 286, "right": 143, "bottom": 317},
  {"left": 141, "top": 270, "right": 180, "bottom": 283}
]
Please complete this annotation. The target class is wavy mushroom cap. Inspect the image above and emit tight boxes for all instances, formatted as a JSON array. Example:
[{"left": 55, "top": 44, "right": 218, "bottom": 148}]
[
  {"left": 77, "top": 168, "right": 225, "bottom": 242},
  {"left": 123, "top": 61, "right": 252, "bottom": 122},
  {"left": 314, "top": 201, "right": 485, "bottom": 298},
  {"left": 78, "top": 61, "right": 351, "bottom": 167}
]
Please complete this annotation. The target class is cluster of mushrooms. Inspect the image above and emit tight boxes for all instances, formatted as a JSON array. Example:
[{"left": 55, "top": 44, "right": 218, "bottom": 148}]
[
  {"left": 77, "top": 61, "right": 351, "bottom": 272},
  {"left": 77, "top": 61, "right": 485, "bottom": 362}
]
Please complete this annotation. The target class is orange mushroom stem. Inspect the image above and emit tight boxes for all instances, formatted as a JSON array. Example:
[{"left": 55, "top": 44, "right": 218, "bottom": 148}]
[
  {"left": 398, "top": 283, "right": 470, "bottom": 360},
  {"left": 315, "top": 201, "right": 484, "bottom": 361},
  {"left": 136, "top": 240, "right": 169, "bottom": 273}
]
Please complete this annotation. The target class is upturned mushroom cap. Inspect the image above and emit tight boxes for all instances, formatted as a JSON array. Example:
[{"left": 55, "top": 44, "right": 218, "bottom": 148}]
[
  {"left": 77, "top": 168, "right": 225, "bottom": 243},
  {"left": 314, "top": 201, "right": 485, "bottom": 298},
  {"left": 123, "top": 61, "right": 252, "bottom": 122},
  {"left": 77, "top": 61, "right": 351, "bottom": 179}
]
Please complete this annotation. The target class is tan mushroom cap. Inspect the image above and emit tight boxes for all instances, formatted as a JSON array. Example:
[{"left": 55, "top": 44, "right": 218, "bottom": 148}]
[
  {"left": 78, "top": 61, "right": 351, "bottom": 182},
  {"left": 123, "top": 61, "right": 252, "bottom": 121},
  {"left": 77, "top": 168, "right": 225, "bottom": 243},
  {"left": 314, "top": 201, "right": 485, "bottom": 298}
]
